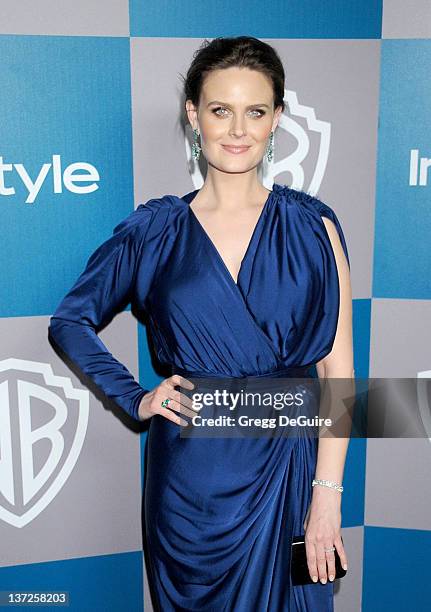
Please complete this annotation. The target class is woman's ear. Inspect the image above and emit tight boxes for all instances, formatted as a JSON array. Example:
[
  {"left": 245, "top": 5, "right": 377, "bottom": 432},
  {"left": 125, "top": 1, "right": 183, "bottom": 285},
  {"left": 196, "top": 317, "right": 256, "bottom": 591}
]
[
  {"left": 273, "top": 105, "right": 283, "bottom": 131},
  {"left": 185, "top": 100, "right": 199, "bottom": 131}
]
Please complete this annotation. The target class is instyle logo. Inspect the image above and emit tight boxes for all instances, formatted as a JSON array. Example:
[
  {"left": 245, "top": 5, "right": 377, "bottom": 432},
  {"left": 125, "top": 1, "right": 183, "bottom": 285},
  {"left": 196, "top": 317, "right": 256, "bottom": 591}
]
[
  {"left": 185, "top": 87, "right": 330, "bottom": 196},
  {"left": 409, "top": 149, "right": 431, "bottom": 186},
  {"left": 0, "top": 358, "right": 89, "bottom": 528},
  {"left": 0, "top": 155, "right": 100, "bottom": 204}
]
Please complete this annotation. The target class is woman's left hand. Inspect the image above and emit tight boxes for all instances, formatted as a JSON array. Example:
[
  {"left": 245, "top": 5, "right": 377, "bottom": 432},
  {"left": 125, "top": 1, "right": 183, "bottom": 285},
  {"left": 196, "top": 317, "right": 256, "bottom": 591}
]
[{"left": 302, "top": 486, "right": 347, "bottom": 584}]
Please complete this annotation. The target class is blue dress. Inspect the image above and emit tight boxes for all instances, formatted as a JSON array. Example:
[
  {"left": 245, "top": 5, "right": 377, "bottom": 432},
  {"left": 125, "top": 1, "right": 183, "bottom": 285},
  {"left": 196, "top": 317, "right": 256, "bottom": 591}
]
[{"left": 48, "top": 183, "right": 350, "bottom": 611}]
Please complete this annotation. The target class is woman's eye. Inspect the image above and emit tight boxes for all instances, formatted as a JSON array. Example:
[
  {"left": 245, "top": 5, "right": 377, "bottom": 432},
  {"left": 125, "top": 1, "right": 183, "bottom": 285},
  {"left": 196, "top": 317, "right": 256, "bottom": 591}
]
[
  {"left": 212, "top": 107, "right": 265, "bottom": 117},
  {"left": 213, "top": 107, "right": 229, "bottom": 116}
]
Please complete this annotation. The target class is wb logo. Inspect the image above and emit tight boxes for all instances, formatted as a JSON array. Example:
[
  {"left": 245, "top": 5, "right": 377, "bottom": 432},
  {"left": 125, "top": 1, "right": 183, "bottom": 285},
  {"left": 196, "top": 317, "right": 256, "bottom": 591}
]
[
  {"left": 0, "top": 358, "right": 89, "bottom": 528},
  {"left": 185, "top": 88, "right": 331, "bottom": 195}
]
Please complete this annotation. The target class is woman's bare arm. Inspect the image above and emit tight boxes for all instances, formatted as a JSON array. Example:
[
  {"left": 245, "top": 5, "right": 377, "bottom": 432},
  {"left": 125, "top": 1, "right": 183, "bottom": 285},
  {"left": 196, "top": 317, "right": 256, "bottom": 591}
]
[
  {"left": 314, "top": 215, "right": 354, "bottom": 483},
  {"left": 303, "top": 215, "right": 354, "bottom": 583}
]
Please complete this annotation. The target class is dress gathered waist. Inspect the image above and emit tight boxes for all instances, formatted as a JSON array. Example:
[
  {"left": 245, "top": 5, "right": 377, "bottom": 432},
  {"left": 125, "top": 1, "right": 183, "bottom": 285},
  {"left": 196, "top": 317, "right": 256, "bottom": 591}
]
[{"left": 171, "top": 364, "right": 312, "bottom": 379}]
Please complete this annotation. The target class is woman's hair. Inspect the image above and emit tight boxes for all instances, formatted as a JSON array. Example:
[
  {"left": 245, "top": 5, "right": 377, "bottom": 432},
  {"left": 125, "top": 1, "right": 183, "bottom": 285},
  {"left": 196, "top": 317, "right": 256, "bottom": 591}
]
[{"left": 180, "top": 36, "right": 286, "bottom": 115}]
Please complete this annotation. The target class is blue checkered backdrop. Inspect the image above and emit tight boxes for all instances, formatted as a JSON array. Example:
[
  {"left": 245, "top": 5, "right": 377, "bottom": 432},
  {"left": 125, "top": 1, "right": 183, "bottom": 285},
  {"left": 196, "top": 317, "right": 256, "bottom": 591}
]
[{"left": 0, "top": 1, "right": 430, "bottom": 610}]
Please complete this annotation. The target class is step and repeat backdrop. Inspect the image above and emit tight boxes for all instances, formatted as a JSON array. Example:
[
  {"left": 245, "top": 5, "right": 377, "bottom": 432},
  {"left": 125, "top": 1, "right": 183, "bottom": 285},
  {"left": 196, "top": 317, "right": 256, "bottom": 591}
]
[{"left": 0, "top": 1, "right": 430, "bottom": 610}]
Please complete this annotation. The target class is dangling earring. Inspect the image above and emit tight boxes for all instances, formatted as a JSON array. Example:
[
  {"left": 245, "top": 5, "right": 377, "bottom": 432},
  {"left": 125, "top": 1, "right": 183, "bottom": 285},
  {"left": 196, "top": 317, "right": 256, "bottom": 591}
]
[
  {"left": 266, "top": 130, "right": 274, "bottom": 162},
  {"left": 192, "top": 128, "right": 201, "bottom": 161}
]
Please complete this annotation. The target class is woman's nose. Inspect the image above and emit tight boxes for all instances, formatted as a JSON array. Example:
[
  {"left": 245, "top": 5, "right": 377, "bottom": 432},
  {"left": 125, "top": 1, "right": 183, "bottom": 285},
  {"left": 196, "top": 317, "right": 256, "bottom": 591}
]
[{"left": 229, "top": 117, "right": 246, "bottom": 137}]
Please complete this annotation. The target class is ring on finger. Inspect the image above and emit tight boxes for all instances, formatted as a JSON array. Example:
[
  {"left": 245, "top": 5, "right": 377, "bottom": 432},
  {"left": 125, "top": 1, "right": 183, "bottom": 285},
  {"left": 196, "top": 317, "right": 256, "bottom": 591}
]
[
  {"left": 161, "top": 398, "right": 171, "bottom": 408},
  {"left": 324, "top": 546, "right": 335, "bottom": 553}
]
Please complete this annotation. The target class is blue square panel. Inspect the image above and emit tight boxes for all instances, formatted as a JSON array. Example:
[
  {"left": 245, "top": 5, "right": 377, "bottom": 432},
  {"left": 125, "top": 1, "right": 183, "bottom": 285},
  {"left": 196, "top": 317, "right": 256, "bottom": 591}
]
[
  {"left": 0, "top": 552, "right": 143, "bottom": 612},
  {"left": 362, "top": 526, "right": 430, "bottom": 611},
  {"left": 353, "top": 299, "right": 371, "bottom": 380},
  {"left": 340, "top": 299, "right": 370, "bottom": 527},
  {"left": 342, "top": 439, "right": 366, "bottom": 527},
  {"left": 373, "top": 40, "right": 431, "bottom": 298},
  {"left": 0, "top": 35, "right": 134, "bottom": 317},
  {"left": 129, "top": 0, "right": 383, "bottom": 39}
]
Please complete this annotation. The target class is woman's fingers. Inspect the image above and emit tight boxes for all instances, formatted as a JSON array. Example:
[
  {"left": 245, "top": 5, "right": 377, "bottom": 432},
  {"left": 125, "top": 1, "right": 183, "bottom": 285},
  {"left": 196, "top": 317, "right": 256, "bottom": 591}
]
[
  {"left": 306, "top": 535, "right": 347, "bottom": 584},
  {"left": 323, "top": 541, "right": 336, "bottom": 582},
  {"left": 169, "top": 374, "right": 195, "bottom": 392},
  {"left": 315, "top": 541, "right": 329, "bottom": 583},
  {"left": 159, "top": 405, "right": 189, "bottom": 427},
  {"left": 305, "top": 536, "right": 319, "bottom": 583},
  {"left": 334, "top": 534, "right": 348, "bottom": 571},
  {"left": 155, "top": 375, "right": 197, "bottom": 425},
  {"left": 164, "top": 376, "right": 198, "bottom": 418}
]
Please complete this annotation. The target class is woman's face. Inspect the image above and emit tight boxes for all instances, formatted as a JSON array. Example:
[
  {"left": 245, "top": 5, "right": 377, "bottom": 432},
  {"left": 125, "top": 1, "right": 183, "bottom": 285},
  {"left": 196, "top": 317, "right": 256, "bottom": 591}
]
[{"left": 186, "top": 66, "right": 282, "bottom": 172}]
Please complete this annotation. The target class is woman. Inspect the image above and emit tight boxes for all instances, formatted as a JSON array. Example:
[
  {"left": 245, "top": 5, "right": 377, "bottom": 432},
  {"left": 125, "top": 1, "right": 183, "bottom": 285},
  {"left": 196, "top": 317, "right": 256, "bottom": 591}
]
[{"left": 49, "top": 36, "right": 352, "bottom": 611}]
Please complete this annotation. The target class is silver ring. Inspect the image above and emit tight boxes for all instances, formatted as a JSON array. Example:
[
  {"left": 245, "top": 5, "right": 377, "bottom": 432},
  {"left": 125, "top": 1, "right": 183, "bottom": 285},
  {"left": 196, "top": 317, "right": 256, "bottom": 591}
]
[
  {"left": 324, "top": 546, "right": 335, "bottom": 553},
  {"left": 161, "top": 398, "right": 171, "bottom": 408}
]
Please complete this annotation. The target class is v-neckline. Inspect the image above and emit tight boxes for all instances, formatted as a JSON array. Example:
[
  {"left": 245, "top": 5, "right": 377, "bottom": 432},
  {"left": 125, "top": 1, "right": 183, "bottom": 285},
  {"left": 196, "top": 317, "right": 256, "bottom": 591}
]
[{"left": 184, "top": 187, "right": 275, "bottom": 288}]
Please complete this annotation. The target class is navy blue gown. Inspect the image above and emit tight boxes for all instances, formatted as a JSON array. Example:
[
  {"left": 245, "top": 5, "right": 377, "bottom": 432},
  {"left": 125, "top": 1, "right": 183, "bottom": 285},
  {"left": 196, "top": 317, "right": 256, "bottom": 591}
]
[{"left": 48, "top": 183, "right": 350, "bottom": 611}]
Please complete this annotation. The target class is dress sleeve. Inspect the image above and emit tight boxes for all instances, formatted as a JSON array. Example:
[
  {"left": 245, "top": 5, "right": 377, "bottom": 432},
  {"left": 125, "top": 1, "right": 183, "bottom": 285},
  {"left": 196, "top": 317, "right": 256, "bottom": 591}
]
[
  {"left": 313, "top": 199, "right": 350, "bottom": 270},
  {"left": 48, "top": 204, "right": 156, "bottom": 422},
  {"left": 288, "top": 186, "right": 350, "bottom": 270}
]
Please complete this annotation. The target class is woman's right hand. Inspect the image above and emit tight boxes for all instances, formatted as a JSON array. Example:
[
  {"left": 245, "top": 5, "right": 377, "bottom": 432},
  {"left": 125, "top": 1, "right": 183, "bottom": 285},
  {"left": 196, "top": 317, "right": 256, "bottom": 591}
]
[{"left": 138, "top": 374, "right": 197, "bottom": 426}]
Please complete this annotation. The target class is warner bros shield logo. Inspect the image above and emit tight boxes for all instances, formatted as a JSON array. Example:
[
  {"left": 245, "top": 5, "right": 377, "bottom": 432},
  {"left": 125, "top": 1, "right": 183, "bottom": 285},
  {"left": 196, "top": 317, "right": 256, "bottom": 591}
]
[
  {"left": 0, "top": 358, "right": 89, "bottom": 528},
  {"left": 184, "top": 87, "right": 331, "bottom": 195}
]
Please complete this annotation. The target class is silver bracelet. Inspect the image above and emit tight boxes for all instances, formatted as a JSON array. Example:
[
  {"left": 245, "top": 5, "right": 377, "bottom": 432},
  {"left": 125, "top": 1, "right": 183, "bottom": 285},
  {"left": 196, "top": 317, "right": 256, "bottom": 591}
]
[{"left": 312, "top": 478, "right": 344, "bottom": 493}]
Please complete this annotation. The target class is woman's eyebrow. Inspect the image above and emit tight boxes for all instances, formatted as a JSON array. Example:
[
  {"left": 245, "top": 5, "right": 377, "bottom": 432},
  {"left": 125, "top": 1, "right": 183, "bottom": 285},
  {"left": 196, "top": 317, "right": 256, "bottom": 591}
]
[{"left": 206, "top": 100, "right": 271, "bottom": 109}]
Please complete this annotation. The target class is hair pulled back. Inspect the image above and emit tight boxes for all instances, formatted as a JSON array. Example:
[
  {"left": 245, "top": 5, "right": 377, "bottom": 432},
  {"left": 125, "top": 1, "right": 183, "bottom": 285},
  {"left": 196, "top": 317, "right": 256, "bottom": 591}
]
[{"left": 181, "top": 36, "right": 285, "bottom": 115}]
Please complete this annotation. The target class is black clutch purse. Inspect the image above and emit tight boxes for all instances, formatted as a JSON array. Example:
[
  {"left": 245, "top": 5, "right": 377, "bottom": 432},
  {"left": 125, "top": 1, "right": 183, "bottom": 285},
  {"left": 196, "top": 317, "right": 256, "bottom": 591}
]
[{"left": 291, "top": 534, "right": 347, "bottom": 586}]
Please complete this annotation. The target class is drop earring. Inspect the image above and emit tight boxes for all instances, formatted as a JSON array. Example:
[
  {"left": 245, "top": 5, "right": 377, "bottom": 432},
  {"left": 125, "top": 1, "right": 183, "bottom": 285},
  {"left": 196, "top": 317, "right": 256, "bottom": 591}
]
[
  {"left": 266, "top": 130, "right": 274, "bottom": 163},
  {"left": 192, "top": 128, "right": 201, "bottom": 161}
]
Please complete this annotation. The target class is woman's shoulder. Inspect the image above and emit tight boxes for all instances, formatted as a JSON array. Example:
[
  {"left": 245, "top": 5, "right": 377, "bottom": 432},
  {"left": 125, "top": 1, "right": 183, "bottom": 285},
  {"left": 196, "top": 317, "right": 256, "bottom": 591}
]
[
  {"left": 273, "top": 182, "right": 336, "bottom": 219},
  {"left": 112, "top": 193, "right": 181, "bottom": 240},
  {"left": 274, "top": 183, "right": 350, "bottom": 266}
]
